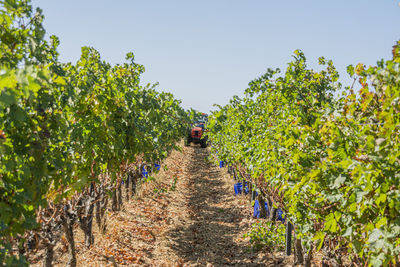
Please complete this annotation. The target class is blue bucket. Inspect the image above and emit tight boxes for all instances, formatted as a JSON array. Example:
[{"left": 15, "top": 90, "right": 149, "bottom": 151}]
[
  {"left": 234, "top": 182, "right": 250, "bottom": 195},
  {"left": 253, "top": 200, "right": 270, "bottom": 218},
  {"left": 277, "top": 208, "right": 285, "bottom": 223},
  {"left": 253, "top": 201, "right": 285, "bottom": 222},
  {"left": 154, "top": 163, "right": 161, "bottom": 171},
  {"left": 234, "top": 182, "right": 243, "bottom": 195},
  {"left": 141, "top": 166, "right": 148, "bottom": 178}
]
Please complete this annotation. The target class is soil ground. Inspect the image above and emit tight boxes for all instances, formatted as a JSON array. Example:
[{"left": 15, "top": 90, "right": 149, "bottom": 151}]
[{"left": 30, "top": 145, "right": 294, "bottom": 267}]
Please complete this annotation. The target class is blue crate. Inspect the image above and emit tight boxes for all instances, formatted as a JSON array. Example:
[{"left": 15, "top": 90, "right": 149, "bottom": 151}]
[
  {"left": 253, "top": 201, "right": 285, "bottom": 222},
  {"left": 277, "top": 208, "right": 285, "bottom": 223},
  {"left": 154, "top": 163, "right": 161, "bottom": 171},
  {"left": 234, "top": 182, "right": 250, "bottom": 195},
  {"left": 253, "top": 199, "right": 270, "bottom": 218},
  {"left": 234, "top": 182, "right": 243, "bottom": 195},
  {"left": 141, "top": 166, "right": 148, "bottom": 178},
  {"left": 219, "top": 161, "right": 225, "bottom": 168}
]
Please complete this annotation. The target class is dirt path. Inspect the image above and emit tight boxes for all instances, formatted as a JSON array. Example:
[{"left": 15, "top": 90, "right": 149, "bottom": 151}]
[
  {"left": 152, "top": 146, "right": 278, "bottom": 266},
  {"left": 37, "top": 145, "right": 291, "bottom": 266},
  {"left": 148, "top": 145, "right": 291, "bottom": 266}
]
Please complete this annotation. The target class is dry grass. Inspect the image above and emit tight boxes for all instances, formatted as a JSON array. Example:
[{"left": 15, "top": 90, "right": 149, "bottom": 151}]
[{"left": 29, "top": 144, "right": 295, "bottom": 266}]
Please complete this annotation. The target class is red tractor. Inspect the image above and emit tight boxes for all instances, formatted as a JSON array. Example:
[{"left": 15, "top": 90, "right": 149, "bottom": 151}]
[{"left": 185, "top": 123, "right": 208, "bottom": 148}]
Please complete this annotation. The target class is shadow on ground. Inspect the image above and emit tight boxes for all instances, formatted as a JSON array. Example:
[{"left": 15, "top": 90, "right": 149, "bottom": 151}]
[{"left": 166, "top": 146, "right": 275, "bottom": 267}]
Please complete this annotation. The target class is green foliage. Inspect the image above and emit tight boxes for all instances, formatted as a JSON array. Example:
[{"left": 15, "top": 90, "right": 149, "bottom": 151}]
[
  {"left": 208, "top": 42, "right": 400, "bottom": 266},
  {"left": 170, "top": 176, "right": 177, "bottom": 191},
  {"left": 243, "top": 221, "right": 286, "bottom": 251},
  {"left": 0, "top": 0, "right": 189, "bottom": 264},
  {"left": 153, "top": 188, "right": 168, "bottom": 194}
]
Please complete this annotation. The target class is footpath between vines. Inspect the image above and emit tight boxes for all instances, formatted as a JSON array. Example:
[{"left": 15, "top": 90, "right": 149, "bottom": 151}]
[{"left": 31, "top": 144, "right": 293, "bottom": 266}]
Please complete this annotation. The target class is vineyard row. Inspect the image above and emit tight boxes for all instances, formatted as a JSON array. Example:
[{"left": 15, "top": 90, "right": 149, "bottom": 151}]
[
  {"left": 0, "top": 1, "right": 191, "bottom": 266},
  {"left": 208, "top": 43, "right": 400, "bottom": 267}
]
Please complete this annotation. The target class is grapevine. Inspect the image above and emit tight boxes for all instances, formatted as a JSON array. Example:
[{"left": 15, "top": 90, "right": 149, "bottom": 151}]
[
  {"left": 208, "top": 44, "right": 400, "bottom": 266},
  {"left": 0, "top": 1, "right": 189, "bottom": 265}
]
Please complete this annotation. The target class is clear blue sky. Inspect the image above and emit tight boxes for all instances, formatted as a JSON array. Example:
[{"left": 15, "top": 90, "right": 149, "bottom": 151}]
[{"left": 32, "top": 0, "right": 400, "bottom": 112}]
